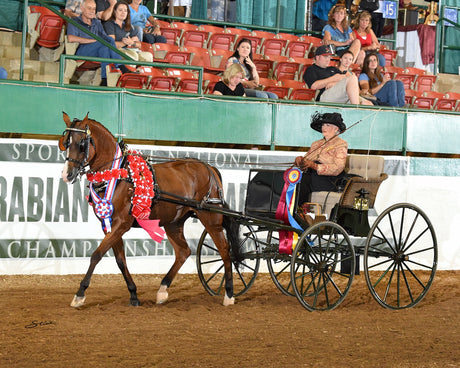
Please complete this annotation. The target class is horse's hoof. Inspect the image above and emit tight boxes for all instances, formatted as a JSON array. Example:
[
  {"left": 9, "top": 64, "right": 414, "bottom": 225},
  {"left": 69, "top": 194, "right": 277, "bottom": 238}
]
[
  {"left": 130, "top": 299, "right": 141, "bottom": 307},
  {"left": 70, "top": 295, "right": 86, "bottom": 308},
  {"left": 223, "top": 295, "right": 235, "bottom": 306},
  {"left": 156, "top": 291, "right": 169, "bottom": 304}
]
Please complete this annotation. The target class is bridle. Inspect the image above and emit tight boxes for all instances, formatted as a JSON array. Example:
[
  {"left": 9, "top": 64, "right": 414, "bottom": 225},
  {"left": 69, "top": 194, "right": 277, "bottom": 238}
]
[{"left": 59, "top": 122, "right": 95, "bottom": 178}]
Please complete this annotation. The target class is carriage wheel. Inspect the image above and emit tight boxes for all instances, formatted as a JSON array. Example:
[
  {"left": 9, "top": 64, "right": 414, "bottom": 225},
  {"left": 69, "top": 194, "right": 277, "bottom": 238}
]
[
  {"left": 196, "top": 224, "right": 260, "bottom": 297},
  {"left": 266, "top": 230, "right": 296, "bottom": 297},
  {"left": 291, "top": 221, "right": 355, "bottom": 311},
  {"left": 364, "top": 203, "right": 437, "bottom": 310}
]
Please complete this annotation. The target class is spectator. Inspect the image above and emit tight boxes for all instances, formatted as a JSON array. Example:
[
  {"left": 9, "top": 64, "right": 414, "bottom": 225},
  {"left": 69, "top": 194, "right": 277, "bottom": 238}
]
[
  {"left": 359, "top": 52, "right": 405, "bottom": 107},
  {"left": 128, "top": 0, "right": 167, "bottom": 45},
  {"left": 103, "top": 1, "right": 153, "bottom": 62},
  {"left": 226, "top": 38, "right": 278, "bottom": 99},
  {"left": 322, "top": 4, "right": 364, "bottom": 65},
  {"left": 312, "top": 0, "right": 337, "bottom": 32},
  {"left": 64, "top": 0, "right": 84, "bottom": 17},
  {"left": 294, "top": 112, "right": 348, "bottom": 207},
  {"left": 0, "top": 66, "right": 7, "bottom": 79},
  {"left": 95, "top": 0, "right": 117, "bottom": 21},
  {"left": 67, "top": 0, "right": 129, "bottom": 86},
  {"left": 303, "top": 45, "right": 372, "bottom": 105},
  {"left": 337, "top": 50, "right": 355, "bottom": 76},
  {"left": 351, "top": 11, "right": 386, "bottom": 67},
  {"left": 212, "top": 63, "right": 246, "bottom": 96}
]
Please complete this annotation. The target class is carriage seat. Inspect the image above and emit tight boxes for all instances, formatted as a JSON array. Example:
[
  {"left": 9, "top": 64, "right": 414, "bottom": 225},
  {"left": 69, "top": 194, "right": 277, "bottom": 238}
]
[{"left": 310, "top": 154, "right": 388, "bottom": 217}]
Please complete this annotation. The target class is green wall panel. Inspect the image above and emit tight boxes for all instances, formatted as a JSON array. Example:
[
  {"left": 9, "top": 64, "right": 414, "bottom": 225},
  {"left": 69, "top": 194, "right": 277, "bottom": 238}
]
[
  {"left": 1, "top": 81, "right": 459, "bottom": 155},
  {"left": 274, "top": 105, "right": 406, "bottom": 151},
  {"left": 1, "top": 83, "right": 119, "bottom": 136},
  {"left": 406, "top": 112, "right": 460, "bottom": 154},
  {"left": 121, "top": 94, "right": 273, "bottom": 145}
]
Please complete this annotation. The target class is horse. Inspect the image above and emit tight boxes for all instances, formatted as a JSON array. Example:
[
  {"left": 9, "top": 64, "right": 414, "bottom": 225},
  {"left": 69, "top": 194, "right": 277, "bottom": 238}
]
[{"left": 59, "top": 112, "right": 241, "bottom": 307}]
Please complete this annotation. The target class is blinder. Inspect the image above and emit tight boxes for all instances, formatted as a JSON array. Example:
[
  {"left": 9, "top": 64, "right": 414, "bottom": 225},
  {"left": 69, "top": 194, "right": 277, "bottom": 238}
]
[{"left": 60, "top": 124, "right": 95, "bottom": 177}]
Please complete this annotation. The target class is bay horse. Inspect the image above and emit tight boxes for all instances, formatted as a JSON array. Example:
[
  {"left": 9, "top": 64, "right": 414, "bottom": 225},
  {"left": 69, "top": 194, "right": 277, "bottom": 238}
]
[{"left": 59, "top": 112, "right": 241, "bottom": 307}]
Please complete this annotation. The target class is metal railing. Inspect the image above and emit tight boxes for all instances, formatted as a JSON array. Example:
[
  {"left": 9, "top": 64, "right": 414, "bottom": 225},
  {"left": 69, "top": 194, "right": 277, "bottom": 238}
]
[{"left": 435, "top": 5, "right": 460, "bottom": 74}]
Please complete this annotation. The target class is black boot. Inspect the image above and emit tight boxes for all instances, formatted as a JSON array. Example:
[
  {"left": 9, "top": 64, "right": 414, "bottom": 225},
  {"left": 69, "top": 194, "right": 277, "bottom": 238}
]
[{"left": 119, "top": 64, "right": 130, "bottom": 74}]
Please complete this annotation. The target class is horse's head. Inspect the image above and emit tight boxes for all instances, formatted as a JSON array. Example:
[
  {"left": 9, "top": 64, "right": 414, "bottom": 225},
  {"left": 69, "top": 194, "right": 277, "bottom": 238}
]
[{"left": 59, "top": 112, "right": 95, "bottom": 183}]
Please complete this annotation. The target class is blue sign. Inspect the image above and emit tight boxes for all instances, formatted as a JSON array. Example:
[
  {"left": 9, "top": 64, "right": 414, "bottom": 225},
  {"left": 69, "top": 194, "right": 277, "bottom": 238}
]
[{"left": 383, "top": 1, "right": 397, "bottom": 19}]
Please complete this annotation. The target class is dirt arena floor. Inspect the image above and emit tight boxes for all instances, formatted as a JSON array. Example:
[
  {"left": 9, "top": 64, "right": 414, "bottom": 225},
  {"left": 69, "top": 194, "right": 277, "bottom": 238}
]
[{"left": 1, "top": 271, "right": 458, "bottom": 368}]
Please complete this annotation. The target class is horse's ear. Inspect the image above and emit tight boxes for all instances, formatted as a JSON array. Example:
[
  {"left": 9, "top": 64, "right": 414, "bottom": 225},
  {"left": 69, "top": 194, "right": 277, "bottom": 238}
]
[
  {"left": 63, "top": 112, "right": 72, "bottom": 127},
  {"left": 82, "top": 112, "right": 90, "bottom": 125}
]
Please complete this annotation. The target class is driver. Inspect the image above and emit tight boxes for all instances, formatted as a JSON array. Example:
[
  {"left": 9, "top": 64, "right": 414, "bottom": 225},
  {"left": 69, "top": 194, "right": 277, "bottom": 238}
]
[{"left": 294, "top": 112, "right": 348, "bottom": 206}]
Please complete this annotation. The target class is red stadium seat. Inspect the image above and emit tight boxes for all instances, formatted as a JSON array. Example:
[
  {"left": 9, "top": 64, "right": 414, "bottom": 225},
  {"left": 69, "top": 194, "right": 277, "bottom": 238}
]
[
  {"left": 116, "top": 73, "right": 148, "bottom": 89},
  {"left": 260, "top": 38, "right": 287, "bottom": 56},
  {"left": 140, "top": 67, "right": 176, "bottom": 92},
  {"left": 181, "top": 30, "right": 209, "bottom": 48},
  {"left": 272, "top": 61, "right": 301, "bottom": 81},
  {"left": 290, "top": 88, "right": 316, "bottom": 101},
  {"left": 403, "top": 89, "right": 422, "bottom": 107},
  {"left": 29, "top": 5, "right": 65, "bottom": 48},
  {"left": 379, "top": 49, "right": 397, "bottom": 66},
  {"left": 159, "top": 27, "right": 181, "bottom": 45},
  {"left": 253, "top": 58, "right": 274, "bottom": 78},
  {"left": 285, "top": 41, "right": 311, "bottom": 58},
  {"left": 414, "top": 75, "right": 437, "bottom": 92}
]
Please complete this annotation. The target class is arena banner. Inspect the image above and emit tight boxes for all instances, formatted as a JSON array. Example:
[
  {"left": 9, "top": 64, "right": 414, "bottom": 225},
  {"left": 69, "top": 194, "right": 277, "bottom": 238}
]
[{"left": 0, "top": 138, "right": 458, "bottom": 274}]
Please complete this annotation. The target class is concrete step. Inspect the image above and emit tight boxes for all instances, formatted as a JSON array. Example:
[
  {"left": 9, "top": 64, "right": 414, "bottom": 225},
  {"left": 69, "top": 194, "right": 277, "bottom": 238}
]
[{"left": 0, "top": 31, "right": 24, "bottom": 47}]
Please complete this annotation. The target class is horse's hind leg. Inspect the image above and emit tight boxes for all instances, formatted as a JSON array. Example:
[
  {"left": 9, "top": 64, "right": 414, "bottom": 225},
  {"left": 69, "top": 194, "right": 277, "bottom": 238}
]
[
  {"left": 156, "top": 222, "right": 191, "bottom": 304},
  {"left": 112, "top": 238, "right": 140, "bottom": 306}
]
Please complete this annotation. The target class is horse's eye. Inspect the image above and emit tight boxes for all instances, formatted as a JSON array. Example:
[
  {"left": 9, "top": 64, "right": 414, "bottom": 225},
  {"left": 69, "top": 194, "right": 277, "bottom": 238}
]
[{"left": 79, "top": 140, "right": 87, "bottom": 153}]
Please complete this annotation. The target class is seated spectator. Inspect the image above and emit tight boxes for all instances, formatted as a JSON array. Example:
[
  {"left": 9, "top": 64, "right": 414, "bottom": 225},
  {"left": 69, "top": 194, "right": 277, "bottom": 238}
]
[
  {"left": 322, "top": 4, "right": 364, "bottom": 65},
  {"left": 359, "top": 52, "right": 405, "bottom": 107},
  {"left": 226, "top": 38, "right": 278, "bottom": 99},
  {"left": 67, "top": 0, "right": 129, "bottom": 86},
  {"left": 213, "top": 63, "right": 246, "bottom": 96},
  {"left": 64, "top": 0, "right": 84, "bottom": 17},
  {"left": 0, "top": 66, "right": 7, "bottom": 79},
  {"left": 351, "top": 11, "right": 386, "bottom": 67},
  {"left": 303, "top": 45, "right": 373, "bottom": 105},
  {"left": 337, "top": 50, "right": 355, "bottom": 76},
  {"left": 95, "top": 0, "right": 117, "bottom": 21},
  {"left": 103, "top": 1, "right": 153, "bottom": 62},
  {"left": 128, "top": 0, "right": 167, "bottom": 45}
]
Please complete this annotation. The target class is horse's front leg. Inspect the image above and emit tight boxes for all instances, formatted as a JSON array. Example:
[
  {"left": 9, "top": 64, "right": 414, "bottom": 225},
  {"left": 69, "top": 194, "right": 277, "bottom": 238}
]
[
  {"left": 112, "top": 238, "right": 140, "bottom": 306},
  {"left": 70, "top": 232, "right": 119, "bottom": 308}
]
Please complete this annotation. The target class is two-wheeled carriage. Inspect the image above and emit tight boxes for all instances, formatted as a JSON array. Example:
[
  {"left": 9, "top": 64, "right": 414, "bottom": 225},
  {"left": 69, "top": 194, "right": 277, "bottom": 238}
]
[{"left": 196, "top": 154, "right": 438, "bottom": 311}]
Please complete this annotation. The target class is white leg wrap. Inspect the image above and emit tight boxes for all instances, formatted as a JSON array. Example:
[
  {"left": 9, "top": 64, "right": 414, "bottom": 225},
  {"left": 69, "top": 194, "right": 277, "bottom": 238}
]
[
  {"left": 156, "top": 285, "right": 169, "bottom": 304},
  {"left": 70, "top": 294, "right": 86, "bottom": 308},
  {"left": 223, "top": 294, "right": 235, "bottom": 306}
]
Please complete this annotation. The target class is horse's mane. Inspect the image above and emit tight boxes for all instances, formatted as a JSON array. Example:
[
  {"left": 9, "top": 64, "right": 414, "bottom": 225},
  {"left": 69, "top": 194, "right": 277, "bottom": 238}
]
[{"left": 84, "top": 117, "right": 117, "bottom": 142}]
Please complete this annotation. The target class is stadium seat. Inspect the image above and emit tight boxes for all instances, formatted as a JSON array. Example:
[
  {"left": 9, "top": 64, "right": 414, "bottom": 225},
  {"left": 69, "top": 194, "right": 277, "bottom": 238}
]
[
  {"left": 413, "top": 91, "right": 444, "bottom": 109},
  {"left": 253, "top": 58, "right": 274, "bottom": 78},
  {"left": 151, "top": 43, "right": 181, "bottom": 60},
  {"left": 29, "top": 5, "right": 65, "bottom": 49},
  {"left": 434, "top": 95, "right": 458, "bottom": 111},
  {"left": 379, "top": 49, "right": 397, "bottom": 66},
  {"left": 414, "top": 75, "right": 437, "bottom": 92},
  {"left": 210, "top": 48, "right": 233, "bottom": 70},
  {"left": 180, "top": 30, "right": 209, "bottom": 48},
  {"left": 396, "top": 73, "right": 417, "bottom": 89},
  {"left": 284, "top": 40, "right": 311, "bottom": 58},
  {"left": 272, "top": 61, "right": 301, "bottom": 81},
  {"left": 166, "top": 68, "right": 198, "bottom": 93},
  {"left": 383, "top": 65, "right": 404, "bottom": 79},
  {"left": 202, "top": 73, "right": 222, "bottom": 94},
  {"left": 290, "top": 88, "right": 316, "bottom": 101},
  {"left": 276, "top": 33, "right": 302, "bottom": 43},
  {"left": 301, "top": 35, "right": 322, "bottom": 57},
  {"left": 116, "top": 73, "right": 148, "bottom": 89},
  {"left": 264, "top": 86, "right": 290, "bottom": 99},
  {"left": 260, "top": 38, "right": 288, "bottom": 56},
  {"left": 141, "top": 67, "right": 176, "bottom": 91},
  {"left": 185, "top": 46, "right": 223, "bottom": 73},
  {"left": 159, "top": 27, "right": 181, "bottom": 45},
  {"left": 404, "top": 89, "right": 423, "bottom": 107}
]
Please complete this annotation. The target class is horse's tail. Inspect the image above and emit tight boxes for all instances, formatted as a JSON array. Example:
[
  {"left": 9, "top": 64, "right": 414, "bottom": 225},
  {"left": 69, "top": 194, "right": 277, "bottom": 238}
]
[{"left": 222, "top": 203, "right": 243, "bottom": 265}]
